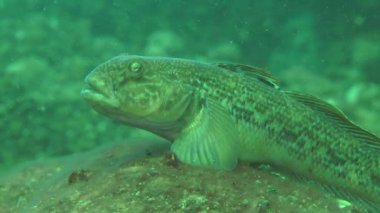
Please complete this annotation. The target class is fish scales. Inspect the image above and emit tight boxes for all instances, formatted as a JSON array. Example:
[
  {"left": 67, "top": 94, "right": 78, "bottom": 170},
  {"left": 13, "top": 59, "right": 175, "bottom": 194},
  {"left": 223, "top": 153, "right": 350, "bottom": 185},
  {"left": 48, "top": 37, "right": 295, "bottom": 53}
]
[
  {"left": 82, "top": 55, "right": 380, "bottom": 210},
  {"left": 201, "top": 65, "right": 377, "bottom": 183}
]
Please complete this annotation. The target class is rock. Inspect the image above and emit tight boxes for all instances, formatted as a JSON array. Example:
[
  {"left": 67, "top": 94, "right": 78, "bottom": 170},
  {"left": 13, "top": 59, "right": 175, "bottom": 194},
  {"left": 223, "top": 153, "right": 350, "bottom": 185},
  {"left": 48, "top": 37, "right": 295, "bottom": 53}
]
[
  {"left": 207, "top": 41, "right": 241, "bottom": 61},
  {"left": 145, "top": 31, "right": 184, "bottom": 56},
  {"left": 0, "top": 139, "right": 366, "bottom": 212}
]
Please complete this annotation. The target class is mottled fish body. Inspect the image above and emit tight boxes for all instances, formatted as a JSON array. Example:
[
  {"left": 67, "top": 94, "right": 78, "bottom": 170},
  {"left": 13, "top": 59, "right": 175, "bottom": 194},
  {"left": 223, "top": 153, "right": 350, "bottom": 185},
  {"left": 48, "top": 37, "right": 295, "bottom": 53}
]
[{"left": 82, "top": 55, "right": 380, "bottom": 210}]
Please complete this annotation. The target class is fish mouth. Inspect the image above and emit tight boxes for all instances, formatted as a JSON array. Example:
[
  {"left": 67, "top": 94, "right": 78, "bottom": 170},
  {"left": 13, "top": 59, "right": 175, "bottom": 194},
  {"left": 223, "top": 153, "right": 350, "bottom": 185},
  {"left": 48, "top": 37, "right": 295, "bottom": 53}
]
[
  {"left": 81, "top": 85, "right": 106, "bottom": 101},
  {"left": 81, "top": 76, "right": 107, "bottom": 97},
  {"left": 81, "top": 76, "right": 119, "bottom": 108}
]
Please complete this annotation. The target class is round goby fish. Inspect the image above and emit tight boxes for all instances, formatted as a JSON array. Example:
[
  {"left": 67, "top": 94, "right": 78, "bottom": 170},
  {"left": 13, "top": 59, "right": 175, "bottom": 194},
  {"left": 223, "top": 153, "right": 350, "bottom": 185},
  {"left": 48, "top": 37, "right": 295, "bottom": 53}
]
[{"left": 81, "top": 55, "right": 380, "bottom": 211}]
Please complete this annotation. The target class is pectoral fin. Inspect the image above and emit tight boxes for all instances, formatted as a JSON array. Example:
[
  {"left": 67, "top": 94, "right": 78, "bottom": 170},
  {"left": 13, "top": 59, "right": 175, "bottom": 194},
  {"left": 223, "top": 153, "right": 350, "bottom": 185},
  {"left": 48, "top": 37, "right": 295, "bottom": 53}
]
[{"left": 170, "top": 99, "right": 238, "bottom": 170}]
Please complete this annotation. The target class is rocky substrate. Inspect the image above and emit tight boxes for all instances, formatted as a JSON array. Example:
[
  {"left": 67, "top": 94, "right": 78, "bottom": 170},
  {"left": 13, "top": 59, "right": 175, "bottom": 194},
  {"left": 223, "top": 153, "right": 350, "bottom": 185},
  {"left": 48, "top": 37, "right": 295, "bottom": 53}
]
[{"left": 0, "top": 139, "right": 365, "bottom": 213}]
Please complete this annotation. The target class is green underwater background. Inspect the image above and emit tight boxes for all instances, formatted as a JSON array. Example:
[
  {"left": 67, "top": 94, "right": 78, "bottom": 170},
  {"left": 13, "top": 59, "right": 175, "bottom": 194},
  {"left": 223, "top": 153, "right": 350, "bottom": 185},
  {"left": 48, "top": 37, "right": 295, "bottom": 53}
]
[{"left": 1, "top": 0, "right": 380, "bottom": 212}]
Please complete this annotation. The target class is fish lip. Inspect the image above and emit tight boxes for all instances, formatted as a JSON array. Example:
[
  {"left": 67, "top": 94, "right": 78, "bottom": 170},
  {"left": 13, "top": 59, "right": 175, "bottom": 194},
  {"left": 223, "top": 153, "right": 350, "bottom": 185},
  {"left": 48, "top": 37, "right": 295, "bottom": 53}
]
[
  {"left": 83, "top": 75, "right": 110, "bottom": 98},
  {"left": 80, "top": 85, "right": 98, "bottom": 97},
  {"left": 81, "top": 75, "right": 121, "bottom": 109},
  {"left": 80, "top": 86, "right": 107, "bottom": 102},
  {"left": 81, "top": 86, "right": 120, "bottom": 109}
]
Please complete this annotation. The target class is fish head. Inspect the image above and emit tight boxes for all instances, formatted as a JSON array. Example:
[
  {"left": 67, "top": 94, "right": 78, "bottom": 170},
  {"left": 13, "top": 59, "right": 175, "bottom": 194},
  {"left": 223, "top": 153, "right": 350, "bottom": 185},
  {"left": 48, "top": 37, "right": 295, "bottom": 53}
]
[{"left": 81, "top": 55, "right": 193, "bottom": 137}]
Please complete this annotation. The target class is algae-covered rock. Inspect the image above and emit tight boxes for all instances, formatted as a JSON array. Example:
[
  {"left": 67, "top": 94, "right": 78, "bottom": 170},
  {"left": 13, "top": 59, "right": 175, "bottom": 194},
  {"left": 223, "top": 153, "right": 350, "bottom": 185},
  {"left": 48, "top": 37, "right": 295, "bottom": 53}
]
[
  {"left": 207, "top": 41, "right": 241, "bottom": 61},
  {"left": 145, "top": 30, "right": 184, "bottom": 56},
  {"left": 0, "top": 139, "right": 367, "bottom": 213}
]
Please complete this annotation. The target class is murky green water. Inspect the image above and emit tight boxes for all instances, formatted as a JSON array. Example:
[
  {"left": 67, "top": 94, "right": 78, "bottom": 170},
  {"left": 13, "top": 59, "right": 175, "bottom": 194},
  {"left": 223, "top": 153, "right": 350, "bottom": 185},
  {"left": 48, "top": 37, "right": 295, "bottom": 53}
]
[{"left": 0, "top": 1, "right": 379, "bottom": 211}]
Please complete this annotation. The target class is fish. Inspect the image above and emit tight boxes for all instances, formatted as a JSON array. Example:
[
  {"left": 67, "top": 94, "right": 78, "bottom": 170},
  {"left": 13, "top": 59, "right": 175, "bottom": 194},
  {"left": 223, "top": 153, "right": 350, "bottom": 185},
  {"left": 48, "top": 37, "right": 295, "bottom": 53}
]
[{"left": 81, "top": 55, "right": 380, "bottom": 211}]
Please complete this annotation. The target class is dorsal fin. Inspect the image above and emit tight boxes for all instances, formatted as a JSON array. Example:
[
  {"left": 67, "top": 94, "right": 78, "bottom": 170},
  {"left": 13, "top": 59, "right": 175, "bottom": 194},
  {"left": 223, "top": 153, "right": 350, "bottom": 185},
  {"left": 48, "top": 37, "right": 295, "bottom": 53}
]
[
  {"left": 285, "top": 91, "right": 380, "bottom": 150},
  {"left": 214, "top": 63, "right": 280, "bottom": 89}
]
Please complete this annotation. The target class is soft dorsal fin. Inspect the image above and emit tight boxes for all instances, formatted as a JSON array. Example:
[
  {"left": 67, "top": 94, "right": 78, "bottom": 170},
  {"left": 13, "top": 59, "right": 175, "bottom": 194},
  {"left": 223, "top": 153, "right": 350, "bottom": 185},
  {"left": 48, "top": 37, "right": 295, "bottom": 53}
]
[
  {"left": 285, "top": 91, "right": 380, "bottom": 149},
  {"left": 214, "top": 63, "right": 280, "bottom": 89}
]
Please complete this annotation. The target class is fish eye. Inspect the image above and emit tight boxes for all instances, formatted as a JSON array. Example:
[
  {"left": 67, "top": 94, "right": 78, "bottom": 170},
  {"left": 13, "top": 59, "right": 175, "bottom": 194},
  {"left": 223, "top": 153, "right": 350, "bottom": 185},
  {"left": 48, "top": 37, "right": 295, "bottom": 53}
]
[{"left": 129, "top": 62, "right": 142, "bottom": 72}]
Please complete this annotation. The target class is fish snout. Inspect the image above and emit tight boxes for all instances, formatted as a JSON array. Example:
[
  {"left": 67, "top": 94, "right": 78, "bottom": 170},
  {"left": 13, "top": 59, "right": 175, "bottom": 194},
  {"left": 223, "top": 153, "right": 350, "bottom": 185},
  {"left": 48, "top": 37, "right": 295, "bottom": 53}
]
[{"left": 81, "top": 72, "right": 115, "bottom": 102}]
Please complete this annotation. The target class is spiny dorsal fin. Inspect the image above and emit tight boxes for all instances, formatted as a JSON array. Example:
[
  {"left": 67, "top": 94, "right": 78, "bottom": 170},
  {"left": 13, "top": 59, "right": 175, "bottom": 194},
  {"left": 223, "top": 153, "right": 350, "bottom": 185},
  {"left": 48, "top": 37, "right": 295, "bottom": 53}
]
[
  {"left": 214, "top": 63, "right": 280, "bottom": 89},
  {"left": 285, "top": 91, "right": 380, "bottom": 150}
]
